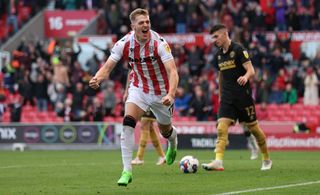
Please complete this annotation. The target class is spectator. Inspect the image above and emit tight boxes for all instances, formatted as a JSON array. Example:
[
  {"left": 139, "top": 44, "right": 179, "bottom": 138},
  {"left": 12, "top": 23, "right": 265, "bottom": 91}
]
[
  {"left": 9, "top": 84, "right": 23, "bottom": 122},
  {"left": 103, "top": 82, "right": 116, "bottom": 117},
  {"left": 18, "top": 69, "right": 35, "bottom": 106},
  {"left": 273, "top": 0, "right": 287, "bottom": 31},
  {"left": 106, "top": 3, "right": 120, "bottom": 34},
  {"left": 175, "top": 3, "right": 187, "bottom": 33},
  {"left": 72, "top": 82, "right": 86, "bottom": 120},
  {"left": 256, "top": 80, "right": 270, "bottom": 104},
  {"left": 187, "top": 12, "right": 203, "bottom": 33},
  {"left": 286, "top": 6, "right": 300, "bottom": 31},
  {"left": 52, "top": 83, "right": 67, "bottom": 113},
  {"left": 189, "top": 85, "right": 210, "bottom": 121},
  {"left": 174, "top": 86, "right": 192, "bottom": 116},
  {"left": 35, "top": 73, "right": 49, "bottom": 111},
  {"left": 63, "top": 0, "right": 77, "bottom": 10},
  {"left": 283, "top": 82, "right": 298, "bottom": 104},
  {"left": 268, "top": 83, "right": 284, "bottom": 104},
  {"left": 85, "top": 97, "right": 104, "bottom": 121},
  {"left": 298, "top": 5, "right": 312, "bottom": 30},
  {"left": 58, "top": 98, "right": 73, "bottom": 122},
  {"left": 187, "top": 45, "right": 204, "bottom": 77},
  {"left": 85, "top": 53, "right": 100, "bottom": 76},
  {"left": 304, "top": 67, "right": 319, "bottom": 105},
  {"left": 6, "top": 0, "right": 19, "bottom": 34},
  {"left": 269, "top": 48, "right": 285, "bottom": 78},
  {"left": 52, "top": 56, "right": 70, "bottom": 88},
  {"left": 70, "top": 61, "right": 85, "bottom": 84},
  {"left": 96, "top": 10, "right": 108, "bottom": 34}
]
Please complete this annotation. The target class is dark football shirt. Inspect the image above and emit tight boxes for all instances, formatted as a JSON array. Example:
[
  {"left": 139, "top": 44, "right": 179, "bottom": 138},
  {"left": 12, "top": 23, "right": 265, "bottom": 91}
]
[{"left": 213, "top": 41, "right": 252, "bottom": 102}]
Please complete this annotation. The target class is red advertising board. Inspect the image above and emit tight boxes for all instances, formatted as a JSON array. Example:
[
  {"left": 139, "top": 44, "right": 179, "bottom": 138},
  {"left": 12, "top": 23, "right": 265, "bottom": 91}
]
[{"left": 44, "top": 10, "right": 97, "bottom": 38}]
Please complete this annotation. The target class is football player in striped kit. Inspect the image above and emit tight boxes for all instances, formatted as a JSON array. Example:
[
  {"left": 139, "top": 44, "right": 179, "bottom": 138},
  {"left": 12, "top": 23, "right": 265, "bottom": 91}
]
[{"left": 89, "top": 8, "right": 179, "bottom": 186}]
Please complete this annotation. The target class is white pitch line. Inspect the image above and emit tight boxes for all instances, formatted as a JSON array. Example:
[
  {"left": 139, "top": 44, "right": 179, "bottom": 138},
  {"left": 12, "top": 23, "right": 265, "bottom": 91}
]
[
  {"left": 0, "top": 162, "right": 104, "bottom": 169},
  {"left": 214, "top": 180, "right": 320, "bottom": 195}
]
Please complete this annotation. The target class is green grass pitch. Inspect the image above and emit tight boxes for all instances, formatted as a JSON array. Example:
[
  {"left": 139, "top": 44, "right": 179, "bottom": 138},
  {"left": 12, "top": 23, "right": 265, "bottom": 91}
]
[{"left": 1, "top": 150, "right": 320, "bottom": 195}]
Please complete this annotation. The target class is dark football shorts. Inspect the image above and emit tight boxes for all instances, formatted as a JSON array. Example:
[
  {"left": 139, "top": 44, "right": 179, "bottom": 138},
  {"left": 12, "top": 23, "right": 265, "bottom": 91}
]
[{"left": 218, "top": 95, "right": 257, "bottom": 124}]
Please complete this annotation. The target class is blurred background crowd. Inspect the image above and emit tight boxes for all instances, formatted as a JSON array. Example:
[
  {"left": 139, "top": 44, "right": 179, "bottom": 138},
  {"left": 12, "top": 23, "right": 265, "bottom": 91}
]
[{"left": 0, "top": 0, "right": 319, "bottom": 124}]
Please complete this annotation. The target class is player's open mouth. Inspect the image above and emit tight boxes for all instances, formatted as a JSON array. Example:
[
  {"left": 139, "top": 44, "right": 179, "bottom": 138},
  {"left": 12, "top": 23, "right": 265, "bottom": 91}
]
[{"left": 142, "top": 30, "right": 149, "bottom": 34}]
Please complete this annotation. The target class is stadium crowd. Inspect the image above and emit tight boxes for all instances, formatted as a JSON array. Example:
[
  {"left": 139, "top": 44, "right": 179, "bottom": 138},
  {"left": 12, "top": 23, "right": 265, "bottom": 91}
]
[{"left": 0, "top": 0, "right": 320, "bottom": 123}]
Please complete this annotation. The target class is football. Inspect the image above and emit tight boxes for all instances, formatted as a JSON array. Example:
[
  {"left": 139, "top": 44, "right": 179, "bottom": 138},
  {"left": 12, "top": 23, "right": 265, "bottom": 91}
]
[{"left": 179, "top": 155, "right": 199, "bottom": 173}]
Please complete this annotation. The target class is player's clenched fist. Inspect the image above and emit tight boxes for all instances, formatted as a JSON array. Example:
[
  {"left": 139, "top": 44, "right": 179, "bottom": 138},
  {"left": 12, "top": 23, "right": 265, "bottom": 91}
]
[
  {"left": 89, "top": 77, "right": 100, "bottom": 89},
  {"left": 161, "top": 94, "right": 174, "bottom": 106}
]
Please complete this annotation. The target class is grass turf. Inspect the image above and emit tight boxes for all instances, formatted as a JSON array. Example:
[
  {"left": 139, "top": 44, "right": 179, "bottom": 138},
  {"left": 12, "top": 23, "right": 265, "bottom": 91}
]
[{"left": 0, "top": 150, "right": 320, "bottom": 195}]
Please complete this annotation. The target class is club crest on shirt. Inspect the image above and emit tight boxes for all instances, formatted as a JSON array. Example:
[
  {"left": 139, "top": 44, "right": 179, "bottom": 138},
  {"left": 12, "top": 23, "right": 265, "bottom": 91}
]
[
  {"left": 165, "top": 44, "right": 171, "bottom": 53},
  {"left": 230, "top": 51, "right": 235, "bottom": 58},
  {"left": 243, "top": 50, "right": 249, "bottom": 59}
]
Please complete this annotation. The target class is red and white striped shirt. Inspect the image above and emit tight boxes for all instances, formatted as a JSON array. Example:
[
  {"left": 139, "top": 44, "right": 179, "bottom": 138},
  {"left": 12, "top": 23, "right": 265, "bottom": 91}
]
[{"left": 110, "top": 30, "right": 173, "bottom": 95}]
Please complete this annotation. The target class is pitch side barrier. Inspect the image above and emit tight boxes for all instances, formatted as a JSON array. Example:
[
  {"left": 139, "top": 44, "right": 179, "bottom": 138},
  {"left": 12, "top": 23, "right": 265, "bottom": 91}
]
[
  {"left": 0, "top": 122, "right": 122, "bottom": 150},
  {"left": 0, "top": 121, "right": 319, "bottom": 150}
]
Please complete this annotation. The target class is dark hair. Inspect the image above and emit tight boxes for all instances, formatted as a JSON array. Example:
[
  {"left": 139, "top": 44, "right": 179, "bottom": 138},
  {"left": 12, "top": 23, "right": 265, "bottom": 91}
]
[{"left": 210, "top": 24, "right": 227, "bottom": 34}]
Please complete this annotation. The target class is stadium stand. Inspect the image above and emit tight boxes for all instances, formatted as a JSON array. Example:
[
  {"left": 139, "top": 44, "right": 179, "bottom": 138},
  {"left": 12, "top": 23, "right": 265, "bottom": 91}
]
[{"left": 0, "top": 0, "right": 319, "bottom": 134}]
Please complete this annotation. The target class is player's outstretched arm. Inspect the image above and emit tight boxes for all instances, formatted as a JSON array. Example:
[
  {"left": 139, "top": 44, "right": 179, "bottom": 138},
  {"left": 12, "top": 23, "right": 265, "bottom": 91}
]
[{"left": 89, "top": 58, "right": 117, "bottom": 89}]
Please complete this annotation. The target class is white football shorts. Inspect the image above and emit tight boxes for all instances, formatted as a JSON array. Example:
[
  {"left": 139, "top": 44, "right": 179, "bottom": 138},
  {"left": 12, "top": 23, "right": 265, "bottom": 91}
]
[{"left": 126, "top": 86, "right": 173, "bottom": 125}]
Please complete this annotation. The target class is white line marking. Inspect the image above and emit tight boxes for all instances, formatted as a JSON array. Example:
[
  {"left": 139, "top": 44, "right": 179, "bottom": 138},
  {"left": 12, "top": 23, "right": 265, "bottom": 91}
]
[
  {"left": 214, "top": 180, "right": 320, "bottom": 195},
  {"left": 0, "top": 163, "right": 104, "bottom": 169}
]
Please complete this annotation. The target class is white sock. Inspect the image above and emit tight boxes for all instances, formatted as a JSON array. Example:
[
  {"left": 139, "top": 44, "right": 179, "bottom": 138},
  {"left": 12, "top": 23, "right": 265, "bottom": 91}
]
[
  {"left": 121, "top": 125, "right": 134, "bottom": 172},
  {"left": 168, "top": 126, "right": 178, "bottom": 149},
  {"left": 247, "top": 134, "right": 258, "bottom": 150}
]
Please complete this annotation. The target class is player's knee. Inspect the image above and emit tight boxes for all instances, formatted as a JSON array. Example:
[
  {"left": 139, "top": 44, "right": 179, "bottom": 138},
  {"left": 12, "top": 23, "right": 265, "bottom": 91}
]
[
  {"left": 123, "top": 115, "right": 137, "bottom": 128},
  {"left": 247, "top": 122, "right": 266, "bottom": 141},
  {"left": 247, "top": 122, "right": 260, "bottom": 134},
  {"left": 139, "top": 141, "right": 147, "bottom": 147}
]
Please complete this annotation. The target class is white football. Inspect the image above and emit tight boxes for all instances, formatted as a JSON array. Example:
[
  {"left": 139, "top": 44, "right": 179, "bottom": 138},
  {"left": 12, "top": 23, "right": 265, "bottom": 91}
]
[{"left": 179, "top": 155, "right": 199, "bottom": 173}]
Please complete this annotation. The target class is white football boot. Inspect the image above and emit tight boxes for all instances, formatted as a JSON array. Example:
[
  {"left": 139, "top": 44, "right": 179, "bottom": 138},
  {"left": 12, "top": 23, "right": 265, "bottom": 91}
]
[
  {"left": 261, "top": 160, "right": 273, "bottom": 170},
  {"left": 202, "top": 160, "right": 224, "bottom": 171}
]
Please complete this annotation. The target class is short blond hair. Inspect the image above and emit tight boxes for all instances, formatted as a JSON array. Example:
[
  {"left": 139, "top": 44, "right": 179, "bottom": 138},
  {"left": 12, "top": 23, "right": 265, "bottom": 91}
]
[{"left": 129, "top": 8, "right": 149, "bottom": 23}]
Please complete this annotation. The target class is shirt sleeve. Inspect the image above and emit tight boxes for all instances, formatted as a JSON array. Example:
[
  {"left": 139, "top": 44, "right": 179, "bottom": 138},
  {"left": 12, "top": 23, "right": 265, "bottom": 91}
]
[
  {"left": 237, "top": 45, "right": 251, "bottom": 65},
  {"left": 213, "top": 54, "right": 219, "bottom": 70},
  {"left": 109, "top": 38, "right": 126, "bottom": 62},
  {"left": 157, "top": 38, "right": 174, "bottom": 63}
]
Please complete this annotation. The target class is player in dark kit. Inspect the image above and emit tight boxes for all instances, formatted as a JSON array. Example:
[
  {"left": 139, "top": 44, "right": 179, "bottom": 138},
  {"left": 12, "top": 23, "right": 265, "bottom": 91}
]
[{"left": 202, "top": 24, "right": 272, "bottom": 171}]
